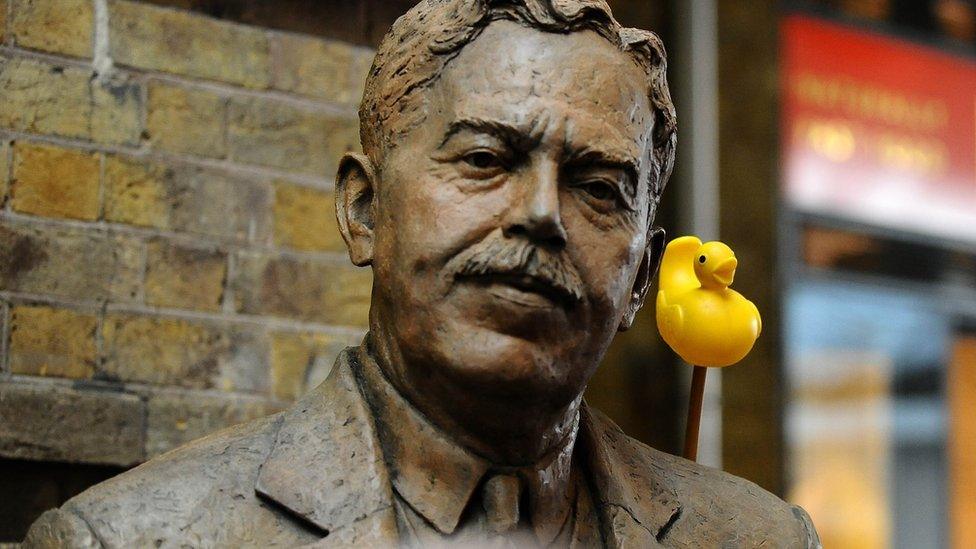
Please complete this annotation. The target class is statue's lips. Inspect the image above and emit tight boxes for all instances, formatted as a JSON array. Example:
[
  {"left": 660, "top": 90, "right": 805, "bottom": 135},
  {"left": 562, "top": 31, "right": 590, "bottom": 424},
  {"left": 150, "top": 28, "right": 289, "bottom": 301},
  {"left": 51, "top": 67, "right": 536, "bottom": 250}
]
[{"left": 455, "top": 272, "right": 573, "bottom": 309}]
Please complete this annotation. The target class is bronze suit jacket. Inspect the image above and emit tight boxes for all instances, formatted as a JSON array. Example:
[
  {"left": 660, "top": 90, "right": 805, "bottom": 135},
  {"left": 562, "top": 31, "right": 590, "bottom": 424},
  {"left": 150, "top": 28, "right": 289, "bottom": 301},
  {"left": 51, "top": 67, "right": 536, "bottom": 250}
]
[{"left": 23, "top": 348, "right": 821, "bottom": 548}]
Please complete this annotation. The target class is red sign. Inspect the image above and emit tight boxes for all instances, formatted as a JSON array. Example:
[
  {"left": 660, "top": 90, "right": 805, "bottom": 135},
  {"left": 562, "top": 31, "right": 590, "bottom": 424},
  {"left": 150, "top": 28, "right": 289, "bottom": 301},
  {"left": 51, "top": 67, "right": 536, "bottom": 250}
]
[{"left": 782, "top": 15, "right": 976, "bottom": 241}]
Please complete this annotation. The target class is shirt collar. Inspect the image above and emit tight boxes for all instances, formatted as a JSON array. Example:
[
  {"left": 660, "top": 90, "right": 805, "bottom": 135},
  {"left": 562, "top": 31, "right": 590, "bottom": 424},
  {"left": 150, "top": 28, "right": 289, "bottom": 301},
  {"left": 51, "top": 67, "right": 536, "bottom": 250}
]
[{"left": 352, "top": 346, "right": 578, "bottom": 544}]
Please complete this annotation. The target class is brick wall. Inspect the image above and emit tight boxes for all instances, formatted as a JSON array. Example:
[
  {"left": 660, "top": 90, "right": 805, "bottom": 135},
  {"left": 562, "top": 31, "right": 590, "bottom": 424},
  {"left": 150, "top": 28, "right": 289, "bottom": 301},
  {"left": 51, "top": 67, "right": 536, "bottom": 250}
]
[{"left": 0, "top": 0, "right": 374, "bottom": 467}]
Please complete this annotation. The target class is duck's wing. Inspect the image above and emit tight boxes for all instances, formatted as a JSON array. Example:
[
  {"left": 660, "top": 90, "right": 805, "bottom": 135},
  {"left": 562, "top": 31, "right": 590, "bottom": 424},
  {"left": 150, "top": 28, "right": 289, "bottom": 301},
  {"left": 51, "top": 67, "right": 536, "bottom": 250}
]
[
  {"left": 659, "top": 236, "right": 702, "bottom": 295},
  {"left": 656, "top": 291, "right": 684, "bottom": 347}
]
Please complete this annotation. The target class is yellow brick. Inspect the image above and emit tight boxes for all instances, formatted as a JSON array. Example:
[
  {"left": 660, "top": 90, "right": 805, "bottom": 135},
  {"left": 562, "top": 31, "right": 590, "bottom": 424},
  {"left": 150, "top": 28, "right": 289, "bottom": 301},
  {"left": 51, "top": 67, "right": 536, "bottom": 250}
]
[
  {"left": 101, "top": 314, "right": 269, "bottom": 392},
  {"left": 108, "top": 0, "right": 270, "bottom": 88},
  {"left": 103, "top": 156, "right": 272, "bottom": 242},
  {"left": 234, "top": 253, "right": 372, "bottom": 327},
  {"left": 145, "top": 240, "right": 227, "bottom": 311},
  {"left": 0, "top": 222, "right": 144, "bottom": 301},
  {"left": 11, "top": 143, "right": 100, "bottom": 220},
  {"left": 90, "top": 77, "right": 144, "bottom": 146},
  {"left": 270, "top": 332, "right": 313, "bottom": 401},
  {"left": 273, "top": 182, "right": 345, "bottom": 252},
  {"left": 147, "top": 82, "right": 226, "bottom": 158},
  {"left": 146, "top": 392, "right": 275, "bottom": 457},
  {"left": 270, "top": 332, "right": 345, "bottom": 401},
  {"left": 101, "top": 315, "right": 224, "bottom": 388},
  {"left": 9, "top": 305, "right": 97, "bottom": 379},
  {"left": 103, "top": 156, "right": 171, "bottom": 229},
  {"left": 325, "top": 117, "right": 362, "bottom": 160},
  {"left": 271, "top": 34, "right": 369, "bottom": 105},
  {"left": 0, "top": 0, "right": 7, "bottom": 42},
  {"left": 11, "top": 0, "right": 93, "bottom": 57},
  {"left": 0, "top": 59, "right": 90, "bottom": 138},
  {"left": 0, "top": 58, "right": 143, "bottom": 145},
  {"left": 326, "top": 265, "right": 373, "bottom": 327},
  {"left": 228, "top": 97, "right": 354, "bottom": 177},
  {"left": 350, "top": 49, "right": 374, "bottom": 102},
  {"left": 0, "top": 382, "right": 145, "bottom": 465}
]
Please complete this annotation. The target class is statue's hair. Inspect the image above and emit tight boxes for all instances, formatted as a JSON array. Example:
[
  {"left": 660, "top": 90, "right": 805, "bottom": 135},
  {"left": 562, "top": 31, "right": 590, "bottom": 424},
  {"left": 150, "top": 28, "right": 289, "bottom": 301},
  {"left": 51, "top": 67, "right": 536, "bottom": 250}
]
[{"left": 360, "top": 0, "right": 677, "bottom": 200}]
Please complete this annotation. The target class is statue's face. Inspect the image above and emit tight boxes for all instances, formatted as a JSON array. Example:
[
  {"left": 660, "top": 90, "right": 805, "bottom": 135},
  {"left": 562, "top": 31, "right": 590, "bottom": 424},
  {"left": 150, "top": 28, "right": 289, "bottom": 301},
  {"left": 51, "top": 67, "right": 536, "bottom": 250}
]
[{"left": 368, "top": 21, "right": 659, "bottom": 405}]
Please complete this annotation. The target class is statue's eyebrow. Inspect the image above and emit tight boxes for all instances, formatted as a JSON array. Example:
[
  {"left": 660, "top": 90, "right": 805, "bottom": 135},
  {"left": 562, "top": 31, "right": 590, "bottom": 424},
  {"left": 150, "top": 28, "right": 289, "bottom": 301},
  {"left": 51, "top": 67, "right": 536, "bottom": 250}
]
[{"left": 439, "top": 117, "right": 537, "bottom": 149}]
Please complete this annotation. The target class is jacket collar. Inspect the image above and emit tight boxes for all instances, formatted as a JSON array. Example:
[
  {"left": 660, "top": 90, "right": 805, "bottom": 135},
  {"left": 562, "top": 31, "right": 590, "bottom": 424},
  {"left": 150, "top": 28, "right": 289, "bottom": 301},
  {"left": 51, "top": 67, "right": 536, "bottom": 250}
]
[
  {"left": 255, "top": 347, "right": 397, "bottom": 544},
  {"left": 579, "top": 405, "right": 682, "bottom": 547},
  {"left": 256, "top": 346, "right": 681, "bottom": 547}
]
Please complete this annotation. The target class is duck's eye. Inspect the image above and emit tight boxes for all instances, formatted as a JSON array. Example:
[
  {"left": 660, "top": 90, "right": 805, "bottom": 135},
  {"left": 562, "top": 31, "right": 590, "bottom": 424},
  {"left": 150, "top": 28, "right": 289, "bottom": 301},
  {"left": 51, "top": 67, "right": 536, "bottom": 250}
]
[{"left": 699, "top": 255, "right": 707, "bottom": 264}]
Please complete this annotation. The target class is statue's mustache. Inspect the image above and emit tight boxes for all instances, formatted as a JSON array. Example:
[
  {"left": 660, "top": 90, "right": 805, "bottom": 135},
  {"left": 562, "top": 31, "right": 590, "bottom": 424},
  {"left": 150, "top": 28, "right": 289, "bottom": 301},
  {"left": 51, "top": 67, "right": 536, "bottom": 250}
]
[{"left": 446, "top": 233, "right": 585, "bottom": 304}]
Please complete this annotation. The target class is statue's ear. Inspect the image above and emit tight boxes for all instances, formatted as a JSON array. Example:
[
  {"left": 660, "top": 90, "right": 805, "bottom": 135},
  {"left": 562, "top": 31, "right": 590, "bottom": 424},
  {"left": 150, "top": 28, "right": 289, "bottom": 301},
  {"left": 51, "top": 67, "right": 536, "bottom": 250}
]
[
  {"left": 619, "top": 225, "right": 666, "bottom": 331},
  {"left": 335, "top": 153, "right": 377, "bottom": 267}
]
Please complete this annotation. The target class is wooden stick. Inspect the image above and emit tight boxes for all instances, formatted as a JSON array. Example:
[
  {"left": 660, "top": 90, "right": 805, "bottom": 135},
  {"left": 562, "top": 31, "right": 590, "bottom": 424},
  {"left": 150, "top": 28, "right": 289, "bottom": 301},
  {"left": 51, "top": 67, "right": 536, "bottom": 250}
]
[{"left": 683, "top": 365, "right": 708, "bottom": 461}]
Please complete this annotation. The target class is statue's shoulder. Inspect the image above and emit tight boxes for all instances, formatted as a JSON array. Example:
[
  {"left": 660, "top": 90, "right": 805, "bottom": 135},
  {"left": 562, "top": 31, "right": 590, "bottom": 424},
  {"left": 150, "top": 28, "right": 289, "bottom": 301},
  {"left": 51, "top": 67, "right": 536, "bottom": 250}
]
[
  {"left": 22, "top": 412, "right": 316, "bottom": 548},
  {"left": 66, "top": 411, "right": 283, "bottom": 510},
  {"left": 23, "top": 353, "right": 375, "bottom": 548},
  {"left": 588, "top": 408, "right": 821, "bottom": 548}
]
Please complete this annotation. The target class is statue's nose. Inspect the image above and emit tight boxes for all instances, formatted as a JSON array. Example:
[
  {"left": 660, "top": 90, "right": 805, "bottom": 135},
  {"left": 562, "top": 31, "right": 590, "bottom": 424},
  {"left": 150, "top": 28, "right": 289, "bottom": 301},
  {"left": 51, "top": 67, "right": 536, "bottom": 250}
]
[{"left": 502, "top": 160, "right": 567, "bottom": 248}]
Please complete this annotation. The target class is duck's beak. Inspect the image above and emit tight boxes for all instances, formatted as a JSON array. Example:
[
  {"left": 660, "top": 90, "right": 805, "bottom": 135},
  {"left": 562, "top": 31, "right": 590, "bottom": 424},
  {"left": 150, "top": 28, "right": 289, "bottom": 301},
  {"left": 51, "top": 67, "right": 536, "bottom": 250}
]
[{"left": 713, "top": 257, "right": 737, "bottom": 286}]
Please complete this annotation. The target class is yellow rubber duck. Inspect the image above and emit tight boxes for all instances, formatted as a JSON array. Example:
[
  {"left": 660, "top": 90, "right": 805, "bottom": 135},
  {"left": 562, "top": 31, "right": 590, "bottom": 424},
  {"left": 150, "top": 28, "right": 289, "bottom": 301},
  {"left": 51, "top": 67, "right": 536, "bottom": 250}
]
[{"left": 656, "top": 236, "right": 762, "bottom": 367}]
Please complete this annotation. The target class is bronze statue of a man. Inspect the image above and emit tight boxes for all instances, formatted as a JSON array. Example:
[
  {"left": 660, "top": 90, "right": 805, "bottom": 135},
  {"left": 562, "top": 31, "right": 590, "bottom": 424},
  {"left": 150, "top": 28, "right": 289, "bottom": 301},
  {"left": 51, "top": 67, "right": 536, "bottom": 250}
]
[{"left": 24, "top": 1, "right": 820, "bottom": 547}]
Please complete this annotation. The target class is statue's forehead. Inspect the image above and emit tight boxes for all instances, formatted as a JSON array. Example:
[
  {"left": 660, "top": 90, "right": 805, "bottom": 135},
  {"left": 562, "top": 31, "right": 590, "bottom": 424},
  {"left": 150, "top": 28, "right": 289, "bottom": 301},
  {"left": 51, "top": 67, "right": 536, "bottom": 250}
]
[{"left": 432, "top": 21, "right": 654, "bottom": 142}]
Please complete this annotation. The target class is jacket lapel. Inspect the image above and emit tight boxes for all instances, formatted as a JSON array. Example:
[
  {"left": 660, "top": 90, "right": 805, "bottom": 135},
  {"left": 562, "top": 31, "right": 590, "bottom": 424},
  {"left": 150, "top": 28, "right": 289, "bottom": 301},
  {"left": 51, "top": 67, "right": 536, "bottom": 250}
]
[
  {"left": 580, "top": 405, "right": 682, "bottom": 548},
  {"left": 255, "top": 348, "right": 397, "bottom": 545}
]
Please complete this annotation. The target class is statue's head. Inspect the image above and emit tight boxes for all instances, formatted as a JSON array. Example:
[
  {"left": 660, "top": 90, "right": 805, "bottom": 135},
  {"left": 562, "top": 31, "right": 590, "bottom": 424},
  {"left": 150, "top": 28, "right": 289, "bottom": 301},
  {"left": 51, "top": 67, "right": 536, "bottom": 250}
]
[{"left": 336, "top": 0, "right": 676, "bottom": 429}]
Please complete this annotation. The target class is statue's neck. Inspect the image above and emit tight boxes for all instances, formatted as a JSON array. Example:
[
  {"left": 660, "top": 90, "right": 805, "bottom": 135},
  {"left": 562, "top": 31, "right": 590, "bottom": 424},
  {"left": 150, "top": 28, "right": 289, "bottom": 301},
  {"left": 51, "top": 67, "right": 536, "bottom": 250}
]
[{"left": 363, "top": 332, "right": 582, "bottom": 466}]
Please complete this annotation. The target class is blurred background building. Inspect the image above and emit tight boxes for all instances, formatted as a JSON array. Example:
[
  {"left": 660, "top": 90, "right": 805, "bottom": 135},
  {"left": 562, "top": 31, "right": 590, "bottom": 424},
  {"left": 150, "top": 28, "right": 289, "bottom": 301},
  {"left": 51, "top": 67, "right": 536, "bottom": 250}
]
[
  {"left": 0, "top": 0, "right": 972, "bottom": 546},
  {"left": 781, "top": 2, "right": 975, "bottom": 548}
]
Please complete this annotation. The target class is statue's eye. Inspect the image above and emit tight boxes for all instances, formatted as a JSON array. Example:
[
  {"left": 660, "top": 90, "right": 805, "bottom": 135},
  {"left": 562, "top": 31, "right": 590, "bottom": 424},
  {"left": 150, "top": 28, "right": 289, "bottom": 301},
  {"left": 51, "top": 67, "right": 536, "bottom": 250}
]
[
  {"left": 579, "top": 181, "right": 616, "bottom": 201},
  {"left": 699, "top": 255, "right": 707, "bottom": 264},
  {"left": 462, "top": 151, "right": 502, "bottom": 170}
]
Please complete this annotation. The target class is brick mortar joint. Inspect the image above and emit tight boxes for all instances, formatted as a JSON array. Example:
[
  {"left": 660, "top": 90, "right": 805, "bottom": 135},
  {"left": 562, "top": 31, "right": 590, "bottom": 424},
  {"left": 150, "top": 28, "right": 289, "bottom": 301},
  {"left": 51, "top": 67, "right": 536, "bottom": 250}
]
[
  {"left": 0, "top": 45, "right": 362, "bottom": 119},
  {"left": 95, "top": 151, "right": 107, "bottom": 223},
  {"left": 95, "top": 299, "right": 108, "bottom": 377},
  {"left": 0, "top": 208, "right": 353, "bottom": 264},
  {"left": 92, "top": 0, "right": 115, "bottom": 83},
  {"left": 267, "top": 21, "right": 375, "bottom": 57},
  {"left": 134, "top": 234, "right": 150, "bottom": 304},
  {"left": 2, "top": 137, "right": 11, "bottom": 207},
  {"left": 0, "top": 128, "right": 339, "bottom": 192},
  {"left": 109, "top": 0, "right": 375, "bottom": 58},
  {"left": 2, "top": 373, "right": 291, "bottom": 408},
  {"left": 222, "top": 250, "right": 237, "bottom": 315},
  {"left": 0, "top": 289, "right": 369, "bottom": 339}
]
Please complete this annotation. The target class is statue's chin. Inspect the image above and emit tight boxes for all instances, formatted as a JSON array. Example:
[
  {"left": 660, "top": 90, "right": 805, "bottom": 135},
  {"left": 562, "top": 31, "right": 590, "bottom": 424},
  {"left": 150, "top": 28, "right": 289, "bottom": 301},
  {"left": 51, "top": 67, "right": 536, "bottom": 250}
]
[
  {"left": 401, "top": 315, "right": 593, "bottom": 406},
  {"left": 373, "top": 278, "right": 601, "bottom": 409}
]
